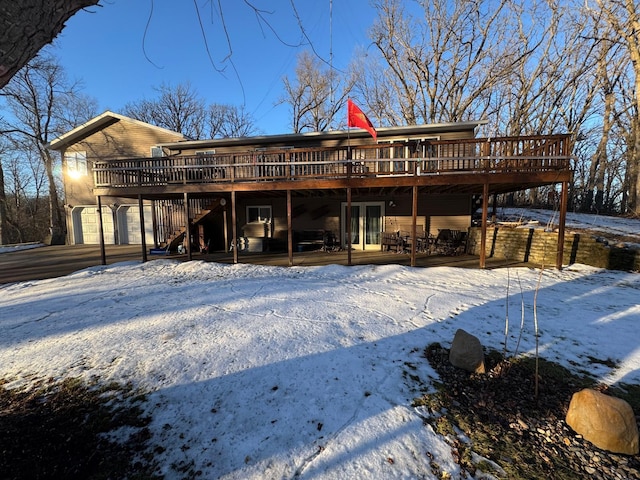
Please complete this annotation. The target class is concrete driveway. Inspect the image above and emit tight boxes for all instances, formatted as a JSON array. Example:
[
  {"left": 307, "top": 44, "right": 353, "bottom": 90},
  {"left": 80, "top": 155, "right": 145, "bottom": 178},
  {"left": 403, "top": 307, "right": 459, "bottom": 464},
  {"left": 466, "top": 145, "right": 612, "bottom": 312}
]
[{"left": 0, "top": 245, "right": 146, "bottom": 284}]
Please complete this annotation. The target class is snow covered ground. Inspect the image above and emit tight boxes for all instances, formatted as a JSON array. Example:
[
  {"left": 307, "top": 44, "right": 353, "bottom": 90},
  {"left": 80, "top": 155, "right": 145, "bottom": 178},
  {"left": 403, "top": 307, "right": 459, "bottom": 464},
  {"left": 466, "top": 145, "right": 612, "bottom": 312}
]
[
  {"left": 1, "top": 209, "right": 639, "bottom": 478},
  {"left": 1, "top": 253, "right": 639, "bottom": 478},
  {"left": 496, "top": 207, "right": 640, "bottom": 245},
  {"left": 0, "top": 243, "right": 44, "bottom": 254}
]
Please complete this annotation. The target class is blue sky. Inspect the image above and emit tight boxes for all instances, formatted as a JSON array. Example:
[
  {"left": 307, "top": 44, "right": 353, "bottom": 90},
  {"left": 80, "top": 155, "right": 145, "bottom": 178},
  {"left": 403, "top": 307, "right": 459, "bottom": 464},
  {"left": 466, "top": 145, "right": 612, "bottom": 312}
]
[{"left": 50, "top": 0, "right": 378, "bottom": 135}]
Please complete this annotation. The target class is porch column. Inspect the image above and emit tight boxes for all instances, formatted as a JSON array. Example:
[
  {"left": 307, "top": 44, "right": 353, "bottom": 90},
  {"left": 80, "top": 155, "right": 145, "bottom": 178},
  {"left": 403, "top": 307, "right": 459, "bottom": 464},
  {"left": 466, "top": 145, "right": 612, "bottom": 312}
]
[
  {"left": 480, "top": 183, "right": 489, "bottom": 269},
  {"left": 184, "top": 192, "right": 191, "bottom": 261},
  {"left": 151, "top": 200, "right": 159, "bottom": 248},
  {"left": 96, "top": 195, "right": 106, "bottom": 265},
  {"left": 287, "top": 190, "right": 293, "bottom": 267},
  {"left": 138, "top": 194, "right": 148, "bottom": 263},
  {"left": 410, "top": 185, "right": 418, "bottom": 267},
  {"left": 556, "top": 181, "right": 569, "bottom": 269},
  {"left": 222, "top": 199, "right": 228, "bottom": 253},
  {"left": 231, "top": 191, "right": 238, "bottom": 264},
  {"left": 346, "top": 187, "right": 352, "bottom": 266}
]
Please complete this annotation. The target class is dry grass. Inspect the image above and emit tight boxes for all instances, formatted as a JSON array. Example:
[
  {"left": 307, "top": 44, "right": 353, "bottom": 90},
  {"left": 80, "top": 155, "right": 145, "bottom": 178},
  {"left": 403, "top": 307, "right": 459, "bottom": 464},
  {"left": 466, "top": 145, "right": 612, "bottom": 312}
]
[{"left": 0, "top": 377, "right": 159, "bottom": 480}]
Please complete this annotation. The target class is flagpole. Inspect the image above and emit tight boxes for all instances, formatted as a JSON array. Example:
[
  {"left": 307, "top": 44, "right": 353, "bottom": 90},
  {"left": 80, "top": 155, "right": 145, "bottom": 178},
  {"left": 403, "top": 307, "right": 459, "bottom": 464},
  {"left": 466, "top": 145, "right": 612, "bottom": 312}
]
[
  {"left": 346, "top": 98, "right": 352, "bottom": 264},
  {"left": 347, "top": 98, "right": 352, "bottom": 173}
]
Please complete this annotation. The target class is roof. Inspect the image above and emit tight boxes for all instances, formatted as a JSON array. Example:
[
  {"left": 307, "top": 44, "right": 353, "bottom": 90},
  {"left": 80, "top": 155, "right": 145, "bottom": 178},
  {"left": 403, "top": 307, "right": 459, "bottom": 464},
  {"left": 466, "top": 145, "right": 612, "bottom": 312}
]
[
  {"left": 46, "top": 110, "right": 185, "bottom": 151},
  {"left": 46, "top": 112, "right": 487, "bottom": 152},
  {"left": 157, "top": 120, "right": 488, "bottom": 150}
]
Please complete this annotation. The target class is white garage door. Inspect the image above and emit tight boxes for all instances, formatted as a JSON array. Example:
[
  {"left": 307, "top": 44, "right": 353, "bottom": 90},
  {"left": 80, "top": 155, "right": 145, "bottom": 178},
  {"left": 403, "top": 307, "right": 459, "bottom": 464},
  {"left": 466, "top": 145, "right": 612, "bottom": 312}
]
[
  {"left": 72, "top": 206, "right": 115, "bottom": 245},
  {"left": 117, "top": 205, "right": 154, "bottom": 245}
]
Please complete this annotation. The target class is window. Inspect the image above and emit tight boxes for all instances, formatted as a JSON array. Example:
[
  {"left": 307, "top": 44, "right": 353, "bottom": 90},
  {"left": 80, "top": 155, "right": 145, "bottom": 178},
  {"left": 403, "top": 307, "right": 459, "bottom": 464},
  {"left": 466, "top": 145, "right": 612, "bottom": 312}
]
[
  {"left": 247, "top": 205, "right": 271, "bottom": 223},
  {"left": 65, "top": 151, "right": 87, "bottom": 177},
  {"left": 151, "top": 146, "right": 165, "bottom": 157}
]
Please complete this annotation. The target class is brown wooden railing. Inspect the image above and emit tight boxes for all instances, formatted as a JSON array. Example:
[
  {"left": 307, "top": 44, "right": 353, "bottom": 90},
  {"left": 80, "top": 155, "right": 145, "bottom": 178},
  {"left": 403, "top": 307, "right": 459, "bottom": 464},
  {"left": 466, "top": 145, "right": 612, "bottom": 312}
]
[{"left": 93, "top": 134, "right": 572, "bottom": 188}]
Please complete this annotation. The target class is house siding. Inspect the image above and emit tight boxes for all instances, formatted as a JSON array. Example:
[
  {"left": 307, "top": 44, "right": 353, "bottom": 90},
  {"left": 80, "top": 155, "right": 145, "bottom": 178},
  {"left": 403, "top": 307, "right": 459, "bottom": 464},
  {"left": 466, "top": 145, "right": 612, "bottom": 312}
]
[
  {"left": 63, "top": 119, "right": 184, "bottom": 206},
  {"left": 60, "top": 117, "right": 184, "bottom": 245}
]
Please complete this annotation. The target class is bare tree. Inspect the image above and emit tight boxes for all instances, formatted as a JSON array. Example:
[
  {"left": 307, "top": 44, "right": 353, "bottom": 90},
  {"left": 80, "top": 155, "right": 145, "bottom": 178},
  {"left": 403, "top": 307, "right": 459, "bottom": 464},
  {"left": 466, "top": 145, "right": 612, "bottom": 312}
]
[
  {"left": 207, "top": 104, "right": 258, "bottom": 138},
  {"left": 589, "top": 0, "right": 640, "bottom": 214},
  {"left": 1, "top": 147, "right": 49, "bottom": 243},
  {"left": 0, "top": 53, "right": 96, "bottom": 244},
  {"left": 124, "top": 82, "right": 257, "bottom": 139},
  {"left": 365, "top": 0, "right": 640, "bottom": 213},
  {"left": 616, "top": 73, "right": 639, "bottom": 214},
  {"left": 491, "top": 1, "right": 604, "bottom": 206},
  {"left": 367, "top": 0, "right": 518, "bottom": 125},
  {"left": 281, "top": 51, "right": 356, "bottom": 133},
  {"left": 584, "top": 40, "right": 623, "bottom": 212},
  {"left": 123, "top": 82, "right": 207, "bottom": 139},
  {"left": 0, "top": 139, "right": 8, "bottom": 244}
]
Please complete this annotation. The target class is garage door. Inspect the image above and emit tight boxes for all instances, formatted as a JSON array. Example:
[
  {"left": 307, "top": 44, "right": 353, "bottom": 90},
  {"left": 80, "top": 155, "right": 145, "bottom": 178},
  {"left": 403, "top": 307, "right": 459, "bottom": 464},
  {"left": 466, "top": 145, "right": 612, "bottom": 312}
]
[
  {"left": 72, "top": 206, "right": 115, "bottom": 245},
  {"left": 117, "top": 205, "right": 154, "bottom": 245}
]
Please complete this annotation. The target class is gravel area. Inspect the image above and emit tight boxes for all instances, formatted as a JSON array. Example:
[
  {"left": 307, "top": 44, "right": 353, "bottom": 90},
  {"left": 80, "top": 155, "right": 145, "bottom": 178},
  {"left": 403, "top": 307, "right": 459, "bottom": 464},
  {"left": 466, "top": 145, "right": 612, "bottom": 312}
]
[{"left": 418, "top": 344, "right": 640, "bottom": 479}]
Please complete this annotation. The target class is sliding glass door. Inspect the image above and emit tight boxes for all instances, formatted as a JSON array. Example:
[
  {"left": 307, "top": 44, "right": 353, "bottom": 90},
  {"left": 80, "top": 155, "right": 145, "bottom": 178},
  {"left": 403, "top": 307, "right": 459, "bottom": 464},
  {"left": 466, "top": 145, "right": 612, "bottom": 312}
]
[{"left": 341, "top": 202, "right": 384, "bottom": 250}]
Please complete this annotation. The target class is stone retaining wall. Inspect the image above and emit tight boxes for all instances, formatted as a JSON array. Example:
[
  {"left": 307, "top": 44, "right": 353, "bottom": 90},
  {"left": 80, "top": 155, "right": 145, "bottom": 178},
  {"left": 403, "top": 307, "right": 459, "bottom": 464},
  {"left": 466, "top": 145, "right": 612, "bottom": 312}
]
[{"left": 467, "top": 227, "right": 640, "bottom": 271}]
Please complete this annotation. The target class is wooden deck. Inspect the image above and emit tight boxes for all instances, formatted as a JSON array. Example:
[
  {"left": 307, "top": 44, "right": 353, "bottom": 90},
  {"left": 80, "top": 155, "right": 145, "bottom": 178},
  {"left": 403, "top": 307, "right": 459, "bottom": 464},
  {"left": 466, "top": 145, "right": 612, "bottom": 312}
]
[
  {"left": 89, "top": 134, "right": 573, "bottom": 270},
  {"left": 153, "top": 248, "right": 535, "bottom": 270},
  {"left": 93, "top": 135, "right": 572, "bottom": 198}
]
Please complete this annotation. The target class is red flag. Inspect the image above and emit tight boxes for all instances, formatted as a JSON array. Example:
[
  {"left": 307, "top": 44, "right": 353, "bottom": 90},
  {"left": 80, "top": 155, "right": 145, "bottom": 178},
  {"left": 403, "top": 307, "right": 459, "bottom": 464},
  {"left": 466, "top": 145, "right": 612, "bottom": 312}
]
[{"left": 347, "top": 99, "right": 377, "bottom": 140}]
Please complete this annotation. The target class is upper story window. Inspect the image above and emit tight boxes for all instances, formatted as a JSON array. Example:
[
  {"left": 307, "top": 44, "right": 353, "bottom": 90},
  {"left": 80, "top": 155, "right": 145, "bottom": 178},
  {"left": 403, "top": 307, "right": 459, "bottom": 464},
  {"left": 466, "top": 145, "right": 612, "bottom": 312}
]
[
  {"left": 151, "top": 146, "right": 165, "bottom": 157},
  {"left": 65, "top": 151, "right": 87, "bottom": 178}
]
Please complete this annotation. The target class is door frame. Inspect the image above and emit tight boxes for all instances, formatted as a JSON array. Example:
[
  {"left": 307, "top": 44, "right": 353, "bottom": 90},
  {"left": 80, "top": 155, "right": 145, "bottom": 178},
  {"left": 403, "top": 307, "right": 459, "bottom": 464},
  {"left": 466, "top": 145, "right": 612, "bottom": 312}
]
[{"left": 340, "top": 201, "right": 385, "bottom": 250}]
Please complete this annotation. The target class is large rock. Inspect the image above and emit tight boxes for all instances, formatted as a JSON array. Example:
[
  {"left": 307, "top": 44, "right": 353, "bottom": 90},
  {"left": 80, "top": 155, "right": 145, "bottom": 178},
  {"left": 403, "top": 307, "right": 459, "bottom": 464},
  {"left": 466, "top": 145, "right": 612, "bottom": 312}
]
[
  {"left": 566, "top": 388, "right": 639, "bottom": 455},
  {"left": 449, "top": 329, "right": 485, "bottom": 374}
]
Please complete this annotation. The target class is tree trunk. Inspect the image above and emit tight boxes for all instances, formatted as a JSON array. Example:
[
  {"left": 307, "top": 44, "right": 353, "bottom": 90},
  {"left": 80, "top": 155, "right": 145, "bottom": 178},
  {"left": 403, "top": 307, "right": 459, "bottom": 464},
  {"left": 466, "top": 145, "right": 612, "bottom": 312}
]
[
  {"left": 0, "top": 161, "right": 7, "bottom": 244},
  {"left": 623, "top": 0, "right": 640, "bottom": 214},
  {"left": 592, "top": 89, "right": 615, "bottom": 212},
  {"left": 43, "top": 150, "right": 65, "bottom": 244},
  {"left": 0, "top": 0, "right": 100, "bottom": 88},
  {"left": 632, "top": 128, "right": 640, "bottom": 214}
]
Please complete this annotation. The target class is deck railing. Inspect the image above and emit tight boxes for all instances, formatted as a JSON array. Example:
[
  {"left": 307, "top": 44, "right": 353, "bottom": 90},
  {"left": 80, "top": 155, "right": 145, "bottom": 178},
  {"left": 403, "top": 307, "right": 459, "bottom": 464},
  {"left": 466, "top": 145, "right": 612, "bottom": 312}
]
[{"left": 93, "top": 134, "right": 572, "bottom": 188}]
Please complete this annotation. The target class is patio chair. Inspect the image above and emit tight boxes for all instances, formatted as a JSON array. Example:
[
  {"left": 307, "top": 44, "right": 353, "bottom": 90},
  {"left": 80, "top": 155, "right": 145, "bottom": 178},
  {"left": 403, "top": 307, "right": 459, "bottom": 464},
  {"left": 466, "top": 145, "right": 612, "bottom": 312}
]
[
  {"left": 381, "top": 231, "right": 403, "bottom": 252},
  {"left": 434, "top": 229, "right": 455, "bottom": 255},
  {"left": 322, "top": 230, "right": 341, "bottom": 252}
]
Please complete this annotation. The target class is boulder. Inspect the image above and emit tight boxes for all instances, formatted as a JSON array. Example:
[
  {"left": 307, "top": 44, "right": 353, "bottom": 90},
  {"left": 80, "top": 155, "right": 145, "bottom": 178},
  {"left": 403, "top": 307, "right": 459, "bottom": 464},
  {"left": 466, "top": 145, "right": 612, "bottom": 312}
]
[
  {"left": 449, "top": 329, "right": 485, "bottom": 374},
  {"left": 566, "top": 388, "right": 639, "bottom": 455}
]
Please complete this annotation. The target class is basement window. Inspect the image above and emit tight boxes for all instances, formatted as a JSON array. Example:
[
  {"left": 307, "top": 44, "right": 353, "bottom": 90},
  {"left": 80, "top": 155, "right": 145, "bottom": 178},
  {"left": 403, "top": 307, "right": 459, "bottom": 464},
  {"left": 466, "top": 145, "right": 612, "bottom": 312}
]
[{"left": 247, "top": 205, "right": 272, "bottom": 223}]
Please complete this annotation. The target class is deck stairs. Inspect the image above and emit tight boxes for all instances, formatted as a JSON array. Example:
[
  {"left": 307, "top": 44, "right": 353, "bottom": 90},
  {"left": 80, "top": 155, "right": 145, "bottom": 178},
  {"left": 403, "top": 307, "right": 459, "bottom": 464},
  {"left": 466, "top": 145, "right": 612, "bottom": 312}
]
[{"left": 164, "top": 198, "right": 225, "bottom": 251}]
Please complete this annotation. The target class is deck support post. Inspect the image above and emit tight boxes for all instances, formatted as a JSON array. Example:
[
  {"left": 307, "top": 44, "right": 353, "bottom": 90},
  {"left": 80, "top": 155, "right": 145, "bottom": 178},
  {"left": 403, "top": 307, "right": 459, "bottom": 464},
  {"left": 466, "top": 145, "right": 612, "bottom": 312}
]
[
  {"left": 410, "top": 185, "right": 418, "bottom": 267},
  {"left": 223, "top": 206, "right": 228, "bottom": 253},
  {"left": 346, "top": 187, "right": 352, "bottom": 266},
  {"left": 480, "top": 183, "right": 489, "bottom": 269},
  {"left": 287, "top": 190, "right": 293, "bottom": 267},
  {"left": 556, "top": 181, "right": 569, "bottom": 269},
  {"left": 96, "top": 195, "right": 106, "bottom": 265},
  {"left": 231, "top": 191, "right": 238, "bottom": 264},
  {"left": 184, "top": 192, "right": 191, "bottom": 261},
  {"left": 138, "top": 194, "right": 148, "bottom": 263},
  {"left": 151, "top": 200, "right": 159, "bottom": 248}
]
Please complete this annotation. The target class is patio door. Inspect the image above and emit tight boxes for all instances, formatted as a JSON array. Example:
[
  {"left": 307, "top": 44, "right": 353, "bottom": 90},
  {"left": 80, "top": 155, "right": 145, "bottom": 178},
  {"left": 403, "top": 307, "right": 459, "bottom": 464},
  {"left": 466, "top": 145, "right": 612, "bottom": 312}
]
[{"left": 341, "top": 201, "right": 384, "bottom": 250}]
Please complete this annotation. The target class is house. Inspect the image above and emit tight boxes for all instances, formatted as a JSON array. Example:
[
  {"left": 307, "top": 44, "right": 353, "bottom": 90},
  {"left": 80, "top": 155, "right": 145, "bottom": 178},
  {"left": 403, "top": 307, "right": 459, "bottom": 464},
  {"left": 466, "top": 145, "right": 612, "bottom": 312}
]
[
  {"left": 47, "top": 111, "right": 573, "bottom": 268},
  {"left": 47, "top": 111, "right": 186, "bottom": 246}
]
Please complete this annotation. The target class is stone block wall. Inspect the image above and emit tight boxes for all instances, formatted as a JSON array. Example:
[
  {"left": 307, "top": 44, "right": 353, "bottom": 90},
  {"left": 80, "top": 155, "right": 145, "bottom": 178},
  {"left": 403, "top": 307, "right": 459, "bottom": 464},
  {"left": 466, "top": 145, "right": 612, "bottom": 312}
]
[{"left": 467, "top": 227, "right": 640, "bottom": 271}]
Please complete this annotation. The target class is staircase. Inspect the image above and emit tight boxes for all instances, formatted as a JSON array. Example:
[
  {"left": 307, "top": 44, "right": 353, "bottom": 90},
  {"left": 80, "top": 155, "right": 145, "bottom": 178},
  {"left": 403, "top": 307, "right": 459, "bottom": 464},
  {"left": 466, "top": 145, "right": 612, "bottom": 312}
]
[{"left": 163, "top": 198, "right": 226, "bottom": 252}]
